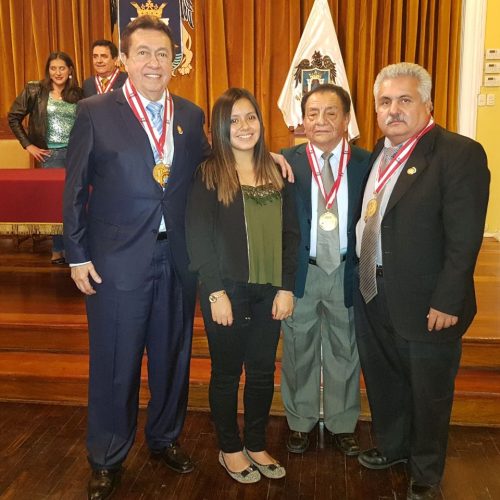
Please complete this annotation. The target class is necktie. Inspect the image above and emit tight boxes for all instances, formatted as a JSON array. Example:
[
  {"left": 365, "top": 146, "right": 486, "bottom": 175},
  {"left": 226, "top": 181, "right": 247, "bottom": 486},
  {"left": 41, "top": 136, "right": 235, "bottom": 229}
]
[
  {"left": 146, "top": 101, "right": 164, "bottom": 135},
  {"left": 358, "top": 145, "right": 400, "bottom": 303},
  {"left": 316, "top": 152, "right": 341, "bottom": 274},
  {"left": 101, "top": 77, "right": 109, "bottom": 88}
]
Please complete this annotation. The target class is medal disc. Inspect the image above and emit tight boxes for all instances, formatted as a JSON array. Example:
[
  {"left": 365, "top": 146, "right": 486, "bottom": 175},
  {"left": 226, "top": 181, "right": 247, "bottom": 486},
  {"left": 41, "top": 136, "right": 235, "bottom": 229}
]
[
  {"left": 319, "top": 212, "right": 338, "bottom": 231},
  {"left": 153, "top": 163, "right": 170, "bottom": 186},
  {"left": 365, "top": 198, "right": 378, "bottom": 219}
]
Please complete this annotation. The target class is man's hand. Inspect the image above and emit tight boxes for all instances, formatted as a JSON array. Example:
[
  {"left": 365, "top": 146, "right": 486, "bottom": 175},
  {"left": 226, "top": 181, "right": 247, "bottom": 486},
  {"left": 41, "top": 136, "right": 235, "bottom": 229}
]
[
  {"left": 71, "top": 262, "right": 102, "bottom": 295},
  {"left": 427, "top": 307, "right": 458, "bottom": 332},
  {"left": 272, "top": 290, "right": 294, "bottom": 320},
  {"left": 26, "top": 144, "right": 51, "bottom": 163},
  {"left": 270, "top": 152, "right": 295, "bottom": 182},
  {"left": 210, "top": 293, "right": 233, "bottom": 326}
]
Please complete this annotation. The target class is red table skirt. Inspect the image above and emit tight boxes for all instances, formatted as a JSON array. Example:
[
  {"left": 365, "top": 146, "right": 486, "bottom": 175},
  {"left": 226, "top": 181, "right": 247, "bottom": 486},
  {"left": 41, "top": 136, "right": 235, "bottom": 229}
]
[{"left": 0, "top": 168, "right": 65, "bottom": 235}]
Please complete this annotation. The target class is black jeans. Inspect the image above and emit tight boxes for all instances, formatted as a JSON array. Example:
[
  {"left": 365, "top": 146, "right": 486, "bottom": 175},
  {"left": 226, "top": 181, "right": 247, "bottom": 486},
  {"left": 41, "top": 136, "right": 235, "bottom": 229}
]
[{"left": 200, "top": 280, "right": 281, "bottom": 453}]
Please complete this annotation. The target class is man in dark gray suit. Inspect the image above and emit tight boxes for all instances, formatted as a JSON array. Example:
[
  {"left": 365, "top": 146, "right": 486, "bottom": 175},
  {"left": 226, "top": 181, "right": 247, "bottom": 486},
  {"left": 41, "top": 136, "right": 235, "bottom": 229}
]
[
  {"left": 354, "top": 63, "right": 490, "bottom": 500},
  {"left": 280, "top": 84, "right": 370, "bottom": 456}
]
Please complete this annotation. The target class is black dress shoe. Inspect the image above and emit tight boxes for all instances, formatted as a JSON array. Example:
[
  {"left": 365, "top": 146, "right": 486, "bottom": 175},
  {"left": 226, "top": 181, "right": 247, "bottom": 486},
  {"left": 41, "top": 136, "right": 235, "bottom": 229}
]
[
  {"left": 358, "top": 448, "right": 408, "bottom": 469},
  {"left": 287, "top": 431, "right": 309, "bottom": 454},
  {"left": 87, "top": 468, "right": 121, "bottom": 500},
  {"left": 152, "top": 442, "right": 194, "bottom": 473},
  {"left": 332, "top": 433, "right": 360, "bottom": 456},
  {"left": 407, "top": 481, "right": 440, "bottom": 500}
]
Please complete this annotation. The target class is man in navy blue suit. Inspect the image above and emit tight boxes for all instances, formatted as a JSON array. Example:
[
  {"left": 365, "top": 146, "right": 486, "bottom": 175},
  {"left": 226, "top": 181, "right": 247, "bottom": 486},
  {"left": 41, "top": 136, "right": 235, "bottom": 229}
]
[
  {"left": 280, "top": 84, "right": 370, "bottom": 456},
  {"left": 82, "top": 40, "right": 128, "bottom": 98},
  {"left": 64, "top": 16, "right": 210, "bottom": 499}
]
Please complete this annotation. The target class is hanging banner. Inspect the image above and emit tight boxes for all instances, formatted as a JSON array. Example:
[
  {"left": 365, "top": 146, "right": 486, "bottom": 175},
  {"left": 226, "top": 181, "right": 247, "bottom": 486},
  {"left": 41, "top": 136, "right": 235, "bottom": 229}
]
[{"left": 277, "top": 0, "right": 359, "bottom": 140}]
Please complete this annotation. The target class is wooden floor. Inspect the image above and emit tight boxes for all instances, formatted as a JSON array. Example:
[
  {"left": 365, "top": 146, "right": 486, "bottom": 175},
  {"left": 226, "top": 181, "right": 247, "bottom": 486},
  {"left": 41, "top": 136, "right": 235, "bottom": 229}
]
[{"left": 0, "top": 402, "right": 499, "bottom": 500}]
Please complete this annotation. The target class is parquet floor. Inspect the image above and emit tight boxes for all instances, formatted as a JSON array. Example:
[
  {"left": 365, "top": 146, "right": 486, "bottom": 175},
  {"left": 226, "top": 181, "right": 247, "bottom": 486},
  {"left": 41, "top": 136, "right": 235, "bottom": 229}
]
[{"left": 0, "top": 403, "right": 500, "bottom": 499}]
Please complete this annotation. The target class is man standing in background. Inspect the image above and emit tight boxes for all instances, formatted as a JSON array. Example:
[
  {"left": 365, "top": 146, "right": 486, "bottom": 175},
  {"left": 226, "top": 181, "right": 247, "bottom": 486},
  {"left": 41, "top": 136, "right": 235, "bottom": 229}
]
[{"left": 82, "top": 40, "right": 127, "bottom": 97}]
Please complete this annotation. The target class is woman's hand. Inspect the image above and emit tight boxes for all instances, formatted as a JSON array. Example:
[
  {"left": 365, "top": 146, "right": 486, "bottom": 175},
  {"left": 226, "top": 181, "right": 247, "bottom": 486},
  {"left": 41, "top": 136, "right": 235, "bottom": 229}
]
[
  {"left": 26, "top": 144, "right": 51, "bottom": 163},
  {"left": 270, "top": 152, "right": 294, "bottom": 182},
  {"left": 272, "top": 290, "right": 294, "bottom": 320},
  {"left": 211, "top": 292, "right": 233, "bottom": 326}
]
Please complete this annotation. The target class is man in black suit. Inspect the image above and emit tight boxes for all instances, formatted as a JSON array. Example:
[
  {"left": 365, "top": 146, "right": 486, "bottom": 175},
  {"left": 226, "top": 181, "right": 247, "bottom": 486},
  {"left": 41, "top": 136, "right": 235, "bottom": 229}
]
[
  {"left": 354, "top": 63, "right": 490, "bottom": 500},
  {"left": 280, "top": 84, "right": 370, "bottom": 456},
  {"left": 82, "top": 40, "right": 127, "bottom": 97},
  {"left": 64, "top": 16, "right": 210, "bottom": 499}
]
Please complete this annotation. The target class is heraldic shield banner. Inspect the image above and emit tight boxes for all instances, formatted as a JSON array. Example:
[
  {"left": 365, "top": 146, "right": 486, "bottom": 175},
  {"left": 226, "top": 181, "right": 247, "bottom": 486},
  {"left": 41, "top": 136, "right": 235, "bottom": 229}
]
[
  {"left": 278, "top": 0, "right": 359, "bottom": 140},
  {"left": 117, "top": 0, "right": 194, "bottom": 75}
]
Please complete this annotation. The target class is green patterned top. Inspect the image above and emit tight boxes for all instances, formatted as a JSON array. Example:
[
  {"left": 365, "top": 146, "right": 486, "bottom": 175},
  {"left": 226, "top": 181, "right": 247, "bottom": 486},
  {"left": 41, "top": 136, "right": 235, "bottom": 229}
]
[
  {"left": 46, "top": 95, "right": 77, "bottom": 148},
  {"left": 241, "top": 184, "right": 282, "bottom": 287}
]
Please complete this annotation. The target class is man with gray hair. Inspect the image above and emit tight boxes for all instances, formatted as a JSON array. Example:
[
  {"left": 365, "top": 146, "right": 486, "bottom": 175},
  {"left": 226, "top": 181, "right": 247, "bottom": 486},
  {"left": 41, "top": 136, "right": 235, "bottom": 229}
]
[{"left": 353, "top": 62, "right": 489, "bottom": 499}]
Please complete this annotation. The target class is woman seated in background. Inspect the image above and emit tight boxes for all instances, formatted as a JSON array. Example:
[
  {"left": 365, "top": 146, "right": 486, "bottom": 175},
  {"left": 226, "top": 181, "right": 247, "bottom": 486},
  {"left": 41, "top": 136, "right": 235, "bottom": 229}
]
[
  {"left": 8, "top": 51, "right": 83, "bottom": 264},
  {"left": 186, "top": 88, "right": 300, "bottom": 484}
]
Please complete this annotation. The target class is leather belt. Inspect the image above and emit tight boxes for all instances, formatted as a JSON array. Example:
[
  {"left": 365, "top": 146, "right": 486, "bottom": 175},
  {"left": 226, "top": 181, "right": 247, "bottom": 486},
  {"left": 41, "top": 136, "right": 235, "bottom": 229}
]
[
  {"left": 309, "top": 255, "right": 346, "bottom": 266},
  {"left": 157, "top": 232, "right": 168, "bottom": 241},
  {"left": 376, "top": 265, "right": 384, "bottom": 277}
]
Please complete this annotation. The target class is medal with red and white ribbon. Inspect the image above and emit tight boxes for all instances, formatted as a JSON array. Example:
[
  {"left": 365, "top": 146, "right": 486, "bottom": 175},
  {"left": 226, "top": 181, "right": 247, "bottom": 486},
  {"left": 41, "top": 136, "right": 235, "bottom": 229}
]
[
  {"left": 364, "top": 118, "right": 435, "bottom": 220},
  {"left": 123, "top": 78, "right": 173, "bottom": 186},
  {"left": 306, "top": 137, "right": 350, "bottom": 231},
  {"left": 95, "top": 68, "right": 121, "bottom": 94}
]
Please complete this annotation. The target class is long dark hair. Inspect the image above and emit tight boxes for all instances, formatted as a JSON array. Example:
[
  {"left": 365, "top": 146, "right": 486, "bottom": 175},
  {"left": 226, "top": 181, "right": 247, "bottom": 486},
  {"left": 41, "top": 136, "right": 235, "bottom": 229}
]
[
  {"left": 201, "top": 88, "right": 283, "bottom": 206},
  {"left": 42, "top": 51, "right": 82, "bottom": 103}
]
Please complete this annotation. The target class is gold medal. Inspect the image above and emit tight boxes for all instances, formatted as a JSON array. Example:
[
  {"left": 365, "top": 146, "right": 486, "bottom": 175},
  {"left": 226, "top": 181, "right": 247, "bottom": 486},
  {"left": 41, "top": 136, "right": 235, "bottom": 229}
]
[
  {"left": 153, "top": 162, "right": 170, "bottom": 186},
  {"left": 365, "top": 198, "right": 378, "bottom": 219},
  {"left": 319, "top": 211, "right": 338, "bottom": 231}
]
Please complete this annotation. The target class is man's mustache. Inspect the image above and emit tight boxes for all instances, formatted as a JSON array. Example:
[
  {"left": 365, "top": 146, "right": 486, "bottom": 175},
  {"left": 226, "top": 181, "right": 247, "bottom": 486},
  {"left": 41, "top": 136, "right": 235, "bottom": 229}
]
[{"left": 386, "top": 114, "right": 407, "bottom": 125}]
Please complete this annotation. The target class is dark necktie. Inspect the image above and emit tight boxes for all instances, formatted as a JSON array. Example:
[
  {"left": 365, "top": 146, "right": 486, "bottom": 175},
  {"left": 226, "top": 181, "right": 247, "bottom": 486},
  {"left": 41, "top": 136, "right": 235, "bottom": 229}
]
[{"left": 359, "top": 145, "right": 400, "bottom": 303}]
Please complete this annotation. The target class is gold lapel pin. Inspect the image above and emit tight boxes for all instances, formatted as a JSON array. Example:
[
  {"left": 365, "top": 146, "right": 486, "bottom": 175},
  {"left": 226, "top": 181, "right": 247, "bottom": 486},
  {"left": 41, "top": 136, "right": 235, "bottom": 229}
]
[
  {"left": 407, "top": 166, "right": 417, "bottom": 175},
  {"left": 177, "top": 125, "right": 184, "bottom": 135}
]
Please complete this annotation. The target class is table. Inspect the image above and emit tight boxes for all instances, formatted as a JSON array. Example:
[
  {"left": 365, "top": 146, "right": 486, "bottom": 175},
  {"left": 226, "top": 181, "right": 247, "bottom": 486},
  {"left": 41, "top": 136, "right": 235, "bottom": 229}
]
[{"left": 0, "top": 168, "right": 65, "bottom": 235}]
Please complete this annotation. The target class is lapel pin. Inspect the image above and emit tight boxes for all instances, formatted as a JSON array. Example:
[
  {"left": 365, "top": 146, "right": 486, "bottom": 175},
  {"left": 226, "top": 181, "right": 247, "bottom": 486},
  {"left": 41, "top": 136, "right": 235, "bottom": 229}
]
[
  {"left": 177, "top": 125, "right": 184, "bottom": 135},
  {"left": 407, "top": 166, "right": 417, "bottom": 175}
]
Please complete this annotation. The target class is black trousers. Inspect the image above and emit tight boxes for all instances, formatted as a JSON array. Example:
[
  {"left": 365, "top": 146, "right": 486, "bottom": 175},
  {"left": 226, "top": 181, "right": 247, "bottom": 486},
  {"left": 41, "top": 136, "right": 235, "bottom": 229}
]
[
  {"left": 353, "top": 270, "right": 461, "bottom": 485},
  {"left": 200, "top": 281, "right": 280, "bottom": 453}
]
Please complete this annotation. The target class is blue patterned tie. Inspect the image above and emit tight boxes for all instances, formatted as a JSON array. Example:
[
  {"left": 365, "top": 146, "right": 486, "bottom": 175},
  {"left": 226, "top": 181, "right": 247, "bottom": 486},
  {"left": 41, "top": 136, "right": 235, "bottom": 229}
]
[{"left": 146, "top": 101, "right": 163, "bottom": 135}]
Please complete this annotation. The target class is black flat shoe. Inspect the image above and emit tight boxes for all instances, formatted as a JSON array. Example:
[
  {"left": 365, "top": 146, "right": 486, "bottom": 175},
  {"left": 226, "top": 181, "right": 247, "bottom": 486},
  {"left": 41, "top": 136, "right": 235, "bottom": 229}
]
[
  {"left": 332, "top": 433, "right": 360, "bottom": 456},
  {"left": 358, "top": 448, "right": 408, "bottom": 469},
  {"left": 287, "top": 431, "right": 309, "bottom": 454},
  {"left": 87, "top": 468, "right": 121, "bottom": 500},
  {"left": 407, "top": 480, "right": 440, "bottom": 500},
  {"left": 151, "top": 442, "right": 194, "bottom": 473}
]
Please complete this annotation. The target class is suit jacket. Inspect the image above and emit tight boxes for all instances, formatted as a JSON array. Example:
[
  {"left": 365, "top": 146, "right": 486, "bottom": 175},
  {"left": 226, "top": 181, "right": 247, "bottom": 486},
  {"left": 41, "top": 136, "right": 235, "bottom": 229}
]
[
  {"left": 359, "top": 125, "right": 490, "bottom": 342},
  {"left": 82, "top": 72, "right": 128, "bottom": 98},
  {"left": 282, "top": 143, "right": 371, "bottom": 305},
  {"left": 63, "top": 89, "right": 211, "bottom": 295}
]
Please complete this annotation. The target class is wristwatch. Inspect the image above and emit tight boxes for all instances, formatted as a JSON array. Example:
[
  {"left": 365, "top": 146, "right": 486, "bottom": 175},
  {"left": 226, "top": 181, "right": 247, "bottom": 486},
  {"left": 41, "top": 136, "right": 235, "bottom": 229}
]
[{"left": 209, "top": 290, "right": 226, "bottom": 303}]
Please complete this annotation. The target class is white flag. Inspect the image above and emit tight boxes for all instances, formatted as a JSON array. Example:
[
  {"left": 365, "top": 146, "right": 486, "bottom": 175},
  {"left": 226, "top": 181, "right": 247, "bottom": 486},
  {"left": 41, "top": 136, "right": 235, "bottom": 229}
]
[{"left": 277, "top": 0, "right": 359, "bottom": 140}]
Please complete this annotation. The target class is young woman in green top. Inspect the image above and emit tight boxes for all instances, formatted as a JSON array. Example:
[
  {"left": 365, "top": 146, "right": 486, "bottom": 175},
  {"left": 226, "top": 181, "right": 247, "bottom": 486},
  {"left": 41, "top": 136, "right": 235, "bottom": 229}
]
[{"left": 186, "top": 88, "right": 300, "bottom": 483}]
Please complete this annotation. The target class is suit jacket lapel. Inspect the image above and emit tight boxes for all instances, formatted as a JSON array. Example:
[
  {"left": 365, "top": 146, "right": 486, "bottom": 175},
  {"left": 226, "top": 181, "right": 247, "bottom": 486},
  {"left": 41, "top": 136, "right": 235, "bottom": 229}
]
[
  {"left": 115, "top": 90, "right": 155, "bottom": 173},
  {"left": 385, "top": 126, "right": 437, "bottom": 215},
  {"left": 165, "top": 95, "right": 188, "bottom": 196},
  {"left": 293, "top": 144, "right": 313, "bottom": 219}
]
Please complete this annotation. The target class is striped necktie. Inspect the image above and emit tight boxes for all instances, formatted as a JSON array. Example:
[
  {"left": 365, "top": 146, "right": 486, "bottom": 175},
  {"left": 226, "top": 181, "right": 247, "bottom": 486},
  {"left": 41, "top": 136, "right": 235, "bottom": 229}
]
[
  {"left": 146, "top": 101, "right": 164, "bottom": 135},
  {"left": 359, "top": 145, "right": 400, "bottom": 303}
]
